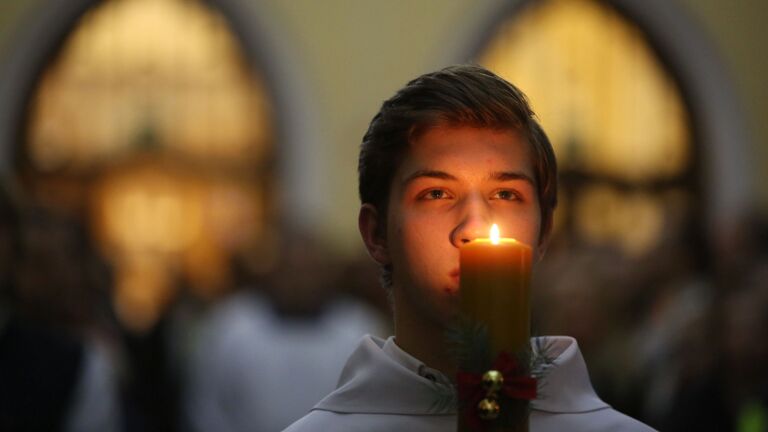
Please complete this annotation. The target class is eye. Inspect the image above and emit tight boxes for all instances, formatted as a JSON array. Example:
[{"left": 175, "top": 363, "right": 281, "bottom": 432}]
[
  {"left": 492, "top": 189, "right": 520, "bottom": 201},
  {"left": 420, "top": 189, "right": 451, "bottom": 200}
]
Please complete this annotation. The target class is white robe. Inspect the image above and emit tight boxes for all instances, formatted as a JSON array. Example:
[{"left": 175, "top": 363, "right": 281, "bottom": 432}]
[
  {"left": 184, "top": 292, "right": 385, "bottom": 432},
  {"left": 283, "top": 335, "right": 656, "bottom": 432}
]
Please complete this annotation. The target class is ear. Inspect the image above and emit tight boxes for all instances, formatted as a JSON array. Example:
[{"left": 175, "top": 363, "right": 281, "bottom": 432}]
[{"left": 358, "top": 203, "right": 390, "bottom": 265}]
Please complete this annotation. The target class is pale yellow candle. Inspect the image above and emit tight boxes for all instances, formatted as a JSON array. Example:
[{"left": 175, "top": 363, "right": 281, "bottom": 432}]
[
  {"left": 457, "top": 224, "right": 533, "bottom": 432},
  {"left": 459, "top": 224, "right": 532, "bottom": 356}
]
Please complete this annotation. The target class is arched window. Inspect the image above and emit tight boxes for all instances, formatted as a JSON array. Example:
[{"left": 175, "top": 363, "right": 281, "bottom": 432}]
[
  {"left": 479, "top": 0, "right": 694, "bottom": 258},
  {"left": 21, "top": 0, "right": 274, "bottom": 332},
  {"left": 476, "top": 0, "right": 704, "bottom": 416}
]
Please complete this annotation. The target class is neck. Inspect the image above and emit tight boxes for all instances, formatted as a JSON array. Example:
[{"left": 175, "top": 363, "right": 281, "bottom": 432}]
[{"left": 392, "top": 288, "right": 457, "bottom": 378}]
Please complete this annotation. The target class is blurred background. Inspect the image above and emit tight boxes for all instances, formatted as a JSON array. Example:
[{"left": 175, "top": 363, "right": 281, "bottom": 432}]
[{"left": 0, "top": 0, "right": 766, "bottom": 431}]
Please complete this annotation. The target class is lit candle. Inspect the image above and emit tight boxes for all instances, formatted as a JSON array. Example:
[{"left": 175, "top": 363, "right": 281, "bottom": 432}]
[
  {"left": 460, "top": 224, "right": 532, "bottom": 355},
  {"left": 457, "top": 223, "right": 533, "bottom": 432}
]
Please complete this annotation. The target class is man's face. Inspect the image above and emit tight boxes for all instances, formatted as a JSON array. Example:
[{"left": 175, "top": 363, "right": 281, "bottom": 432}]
[{"left": 385, "top": 125, "right": 543, "bottom": 325}]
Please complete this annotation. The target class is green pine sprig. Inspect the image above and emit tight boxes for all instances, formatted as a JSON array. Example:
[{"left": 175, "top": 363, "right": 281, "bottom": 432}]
[{"left": 445, "top": 315, "right": 492, "bottom": 374}]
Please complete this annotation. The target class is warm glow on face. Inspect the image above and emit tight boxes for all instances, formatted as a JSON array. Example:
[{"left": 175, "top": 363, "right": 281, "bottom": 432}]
[{"left": 490, "top": 224, "right": 501, "bottom": 245}]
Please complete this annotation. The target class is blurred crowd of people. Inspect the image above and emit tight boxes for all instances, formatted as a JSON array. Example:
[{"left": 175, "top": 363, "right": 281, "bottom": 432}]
[
  {"left": 0, "top": 180, "right": 388, "bottom": 432},
  {"left": 533, "top": 211, "right": 768, "bottom": 431},
  {"left": 1, "top": 181, "right": 122, "bottom": 431},
  {"left": 1, "top": 175, "right": 767, "bottom": 432}
]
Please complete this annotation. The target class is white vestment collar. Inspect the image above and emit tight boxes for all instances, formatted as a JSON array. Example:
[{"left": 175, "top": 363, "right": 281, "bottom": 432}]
[{"left": 313, "top": 335, "right": 610, "bottom": 416}]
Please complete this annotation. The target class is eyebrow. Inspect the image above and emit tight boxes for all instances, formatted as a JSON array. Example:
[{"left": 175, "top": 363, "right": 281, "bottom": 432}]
[
  {"left": 402, "top": 169, "right": 535, "bottom": 187},
  {"left": 402, "top": 170, "right": 458, "bottom": 186},
  {"left": 489, "top": 171, "right": 536, "bottom": 187}
]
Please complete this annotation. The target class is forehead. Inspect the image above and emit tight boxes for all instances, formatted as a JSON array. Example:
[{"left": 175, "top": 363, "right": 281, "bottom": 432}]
[{"left": 397, "top": 126, "right": 534, "bottom": 180}]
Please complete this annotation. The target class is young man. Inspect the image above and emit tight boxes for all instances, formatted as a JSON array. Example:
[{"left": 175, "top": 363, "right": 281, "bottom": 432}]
[{"left": 284, "top": 65, "right": 655, "bottom": 431}]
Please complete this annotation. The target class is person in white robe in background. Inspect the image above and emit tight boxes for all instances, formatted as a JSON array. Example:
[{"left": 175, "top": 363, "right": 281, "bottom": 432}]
[{"left": 185, "top": 291, "right": 384, "bottom": 432}]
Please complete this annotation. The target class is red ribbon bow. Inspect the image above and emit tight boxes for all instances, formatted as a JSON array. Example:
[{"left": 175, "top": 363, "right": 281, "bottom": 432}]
[{"left": 456, "top": 351, "right": 537, "bottom": 431}]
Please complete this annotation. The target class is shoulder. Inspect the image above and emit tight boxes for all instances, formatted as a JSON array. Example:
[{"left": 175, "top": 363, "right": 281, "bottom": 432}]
[
  {"left": 282, "top": 411, "right": 347, "bottom": 432},
  {"left": 282, "top": 410, "right": 454, "bottom": 432},
  {"left": 597, "top": 409, "right": 657, "bottom": 432},
  {"left": 532, "top": 407, "right": 657, "bottom": 432}
]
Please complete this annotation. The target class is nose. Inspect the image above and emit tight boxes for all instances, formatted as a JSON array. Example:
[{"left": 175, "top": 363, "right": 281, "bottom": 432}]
[{"left": 450, "top": 193, "right": 492, "bottom": 248}]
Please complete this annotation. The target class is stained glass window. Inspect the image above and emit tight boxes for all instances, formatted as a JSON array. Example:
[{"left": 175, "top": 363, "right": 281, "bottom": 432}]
[
  {"left": 23, "top": 0, "right": 273, "bottom": 332},
  {"left": 479, "top": 0, "right": 693, "bottom": 258}
]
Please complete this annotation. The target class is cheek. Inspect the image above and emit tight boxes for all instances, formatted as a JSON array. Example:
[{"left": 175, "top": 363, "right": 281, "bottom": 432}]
[
  {"left": 499, "top": 207, "right": 541, "bottom": 246},
  {"left": 389, "top": 211, "right": 448, "bottom": 266},
  {"left": 392, "top": 215, "right": 426, "bottom": 257},
  {"left": 526, "top": 215, "right": 542, "bottom": 246}
]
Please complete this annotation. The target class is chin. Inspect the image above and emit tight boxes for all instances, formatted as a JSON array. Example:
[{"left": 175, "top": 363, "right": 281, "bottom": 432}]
[
  {"left": 433, "top": 294, "right": 460, "bottom": 324},
  {"left": 442, "top": 285, "right": 460, "bottom": 295}
]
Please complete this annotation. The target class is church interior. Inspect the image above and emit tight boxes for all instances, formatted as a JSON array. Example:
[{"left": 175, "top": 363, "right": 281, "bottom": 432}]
[{"left": 0, "top": 0, "right": 766, "bottom": 431}]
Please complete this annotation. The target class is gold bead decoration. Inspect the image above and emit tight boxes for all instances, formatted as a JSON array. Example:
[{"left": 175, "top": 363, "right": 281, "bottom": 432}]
[
  {"left": 481, "top": 369, "right": 504, "bottom": 393},
  {"left": 477, "top": 397, "right": 501, "bottom": 420}
]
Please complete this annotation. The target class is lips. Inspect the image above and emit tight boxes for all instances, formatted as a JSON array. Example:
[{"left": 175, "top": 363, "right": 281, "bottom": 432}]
[
  {"left": 441, "top": 268, "right": 461, "bottom": 294},
  {"left": 449, "top": 268, "right": 460, "bottom": 283}
]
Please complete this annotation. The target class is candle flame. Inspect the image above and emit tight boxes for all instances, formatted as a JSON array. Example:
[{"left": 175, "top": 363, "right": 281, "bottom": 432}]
[{"left": 490, "top": 224, "right": 500, "bottom": 245}]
